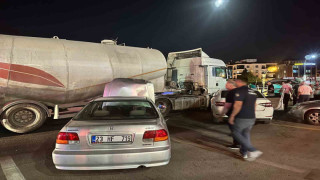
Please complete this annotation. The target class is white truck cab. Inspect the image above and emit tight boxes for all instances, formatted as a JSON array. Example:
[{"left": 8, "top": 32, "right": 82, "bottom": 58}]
[
  {"left": 155, "top": 48, "right": 227, "bottom": 116},
  {"left": 166, "top": 48, "right": 227, "bottom": 94}
]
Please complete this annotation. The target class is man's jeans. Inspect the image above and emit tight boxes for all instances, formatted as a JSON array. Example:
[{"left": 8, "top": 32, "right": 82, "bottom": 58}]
[
  {"left": 232, "top": 118, "right": 257, "bottom": 155},
  {"left": 227, "top": 122, "right": 239, "bottom": 146}
]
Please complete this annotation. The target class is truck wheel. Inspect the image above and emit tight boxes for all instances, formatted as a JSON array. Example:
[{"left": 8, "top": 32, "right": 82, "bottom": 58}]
[
  {"left": 304, "top": 110, "right": 320, "bottom": 125},
  {"left": 155, "top": 99, "right": 172, "bottom": 116},
  {"left": 1, "top": 104, "right": 47, "bottom": 133}
]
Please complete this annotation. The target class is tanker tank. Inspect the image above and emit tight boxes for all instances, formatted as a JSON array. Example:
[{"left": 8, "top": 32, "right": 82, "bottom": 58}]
[{"left": 0, "top": 34, "right": 167, "bottom": 106}]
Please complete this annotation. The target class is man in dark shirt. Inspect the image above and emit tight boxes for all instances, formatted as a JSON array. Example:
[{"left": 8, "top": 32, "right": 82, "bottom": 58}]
[
  {"left": 229, "top": 79, "right": 263, "bottom": 161},
  {"left": 220, "top": 80, "right": 240, "bottom": 149}
]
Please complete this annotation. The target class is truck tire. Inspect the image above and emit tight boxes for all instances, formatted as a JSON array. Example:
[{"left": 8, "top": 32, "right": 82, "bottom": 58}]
[
  {"left": 304, "top": 110, "right": 320, "bottom": 125},
  {"left": 155, "top": 99, "right": 172, "bottom": 116},
  {"left": 1, "top": 104, "right": 47, "bottom": 133}
]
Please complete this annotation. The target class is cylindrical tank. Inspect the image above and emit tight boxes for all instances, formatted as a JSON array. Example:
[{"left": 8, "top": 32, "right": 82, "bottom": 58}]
[{"left": 0, "top": 34, "right": 167, "bottom": 105}]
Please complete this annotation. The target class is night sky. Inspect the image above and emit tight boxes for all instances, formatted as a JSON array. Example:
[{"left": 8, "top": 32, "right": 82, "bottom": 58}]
[{"left": 0, "top": 0, "right": 320, "bottom": 62}]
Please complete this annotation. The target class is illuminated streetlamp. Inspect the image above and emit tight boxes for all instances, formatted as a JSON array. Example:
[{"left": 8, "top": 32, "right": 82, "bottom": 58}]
[{"left": 215, "top": 0, "right": 224, "bottom": 7}]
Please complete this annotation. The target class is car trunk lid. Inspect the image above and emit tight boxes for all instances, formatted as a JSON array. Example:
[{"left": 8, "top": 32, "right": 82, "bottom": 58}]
[{"left": 65, "top": 119, "right": 160, "bottom": 150}]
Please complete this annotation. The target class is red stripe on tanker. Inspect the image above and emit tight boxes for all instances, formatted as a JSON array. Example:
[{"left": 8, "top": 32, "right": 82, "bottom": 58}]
[{"left": 0, "top": 62, "right": 65, "bottom": 87}]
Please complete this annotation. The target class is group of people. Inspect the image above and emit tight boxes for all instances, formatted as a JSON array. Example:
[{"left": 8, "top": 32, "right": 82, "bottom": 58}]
[
  {"left": 219, "top": 79, "right": 263, "bottom": 161},
  {"left": 270, "top": 80, "right": 320, "bottom": 111}
]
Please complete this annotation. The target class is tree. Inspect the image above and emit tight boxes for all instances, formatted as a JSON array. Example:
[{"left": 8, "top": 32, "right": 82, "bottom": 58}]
[{"left": 238, "top": 68, "right": 262, "bottom": 84}]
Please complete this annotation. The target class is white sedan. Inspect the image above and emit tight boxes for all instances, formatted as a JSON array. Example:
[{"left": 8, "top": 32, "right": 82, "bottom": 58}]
[{"left": 211, "top": 89, "right": 274, "bottom": 123}]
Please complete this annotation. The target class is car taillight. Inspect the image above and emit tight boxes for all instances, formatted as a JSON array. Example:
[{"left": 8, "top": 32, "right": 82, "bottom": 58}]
[
  {"left": 155, "top": 129, "right": 169, "bottom": 142},
  {"left": 143, "top": 129, "right": 168, "bottom": 142},
  {"left": 56, "top": 132, "right": 80, "bottom": 144},
  {"left": 259, "top": 103, "right": 273, "bottom": 107},
  {"left": 215, "top": 102, "right": 225, "bottom": 106}
]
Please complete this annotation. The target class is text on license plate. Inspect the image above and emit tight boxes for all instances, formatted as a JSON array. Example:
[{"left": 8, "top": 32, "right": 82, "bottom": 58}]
[{"left": 91, "top": 135, "right": 132, "bottom": 143}]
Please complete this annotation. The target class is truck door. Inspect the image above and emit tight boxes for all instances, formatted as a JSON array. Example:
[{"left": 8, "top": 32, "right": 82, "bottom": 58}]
[
  {"left": 207, "top": 66, "right": 216, "bottom": 94},
  {"left": 207, "top": 66, "right": 227, "bottom": 94}
]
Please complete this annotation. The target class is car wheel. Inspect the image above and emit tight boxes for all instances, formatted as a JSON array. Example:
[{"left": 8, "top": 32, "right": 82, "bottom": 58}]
[
  {"left": 304, "top": 110, "right": 320, "bottom": 125},
  {"left": 155, "top": 99, "right": 172, "bottom": 116},
  {"left": 1, "top": 104, "right": 47, "bottom": 133}
]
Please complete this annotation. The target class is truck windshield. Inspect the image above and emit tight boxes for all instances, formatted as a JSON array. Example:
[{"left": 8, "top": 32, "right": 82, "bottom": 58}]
[
  {"left": 73, "top": 100, "right": 159, "bottom": 120},
  {"left": 212, "top": 66, "right": 227, "bottom": 78}
]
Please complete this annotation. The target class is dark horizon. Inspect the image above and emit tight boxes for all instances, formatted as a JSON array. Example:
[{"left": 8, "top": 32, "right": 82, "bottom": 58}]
[{"left": 1, "top": 0, "right": 319, "bottom": 62}]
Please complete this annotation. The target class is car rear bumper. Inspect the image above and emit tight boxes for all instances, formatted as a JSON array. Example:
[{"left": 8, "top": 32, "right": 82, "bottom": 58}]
[{"left": 52, "top": 146, "right": 171, "bottom": 170}]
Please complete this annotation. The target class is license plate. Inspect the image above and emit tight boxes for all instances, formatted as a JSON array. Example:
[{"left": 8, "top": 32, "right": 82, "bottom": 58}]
[{"left": 91, "top": 135, "right": 132, "bottom": 144}]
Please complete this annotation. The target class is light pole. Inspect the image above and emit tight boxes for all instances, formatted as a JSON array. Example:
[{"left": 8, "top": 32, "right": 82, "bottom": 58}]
[{"left": 304, "top": 54, "right": 318, "bottom": 83}]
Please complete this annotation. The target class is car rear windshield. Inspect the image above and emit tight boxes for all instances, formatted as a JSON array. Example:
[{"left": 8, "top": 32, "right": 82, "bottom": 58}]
[
  {"left": 73, "top": 100, "right": 159, "bottom": 120},
  {"left": 221, "top": 90, "right": 264, "bottom": 98}
]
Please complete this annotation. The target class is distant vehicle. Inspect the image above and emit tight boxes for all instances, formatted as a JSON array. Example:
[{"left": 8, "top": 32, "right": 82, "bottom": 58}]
[
  {"left": 211, "top": 89, "right": 274, "bottom": 123},
  {"left": 289, "top": 100, "right": 320, "bottom": 125},
  {"left": 52, "top": 96, "right": 171, "bottom": 170}
]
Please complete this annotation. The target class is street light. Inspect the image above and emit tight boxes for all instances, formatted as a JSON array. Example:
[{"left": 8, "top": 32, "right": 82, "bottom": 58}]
[{"left": 215, "top": 0, "right": 224, "bottom": 7}]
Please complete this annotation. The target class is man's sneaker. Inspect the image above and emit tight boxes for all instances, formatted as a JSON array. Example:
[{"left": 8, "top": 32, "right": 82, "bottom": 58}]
[
  {"left": 226, "top": 144, "right": 240, "bottom": 150},
  {"left": 246, "top": 150, "right": 263, "bottom": 161},
  {"left": 242, "top": 154, "right": 248, "bottom": 159}
]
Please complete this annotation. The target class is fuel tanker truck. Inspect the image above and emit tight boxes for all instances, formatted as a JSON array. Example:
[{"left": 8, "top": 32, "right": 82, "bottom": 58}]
[{"left": 0, "top": 34, "right": 226, "bottom": 133}]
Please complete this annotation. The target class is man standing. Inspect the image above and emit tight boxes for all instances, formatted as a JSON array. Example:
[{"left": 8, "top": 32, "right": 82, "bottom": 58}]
[
  {"left": 267, "top": 81, "right": 274, "bottom": 96},
  {"left": 280, "top": 80, "right": 293, "bottom": 111},
  {"left": 220, "top": 80, "right": 240, "bottom": 149},
  {"left": 229, "top": 79, "right": 262, "bottom": 161},
  {"left": 314, "top": 82, "right": 320, "bottom": 100},
  {"left": 298, "top": 81, "right": 313, "bottom": 103}
]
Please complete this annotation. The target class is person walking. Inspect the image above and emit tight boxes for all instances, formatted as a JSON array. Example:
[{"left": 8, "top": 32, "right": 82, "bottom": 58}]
[
  {"left": 219, "top": 80, "right": 240, "bottom": 149},
  {"left": 292, "top": 84, "right": 299, "bottom": 105},
  {"left": 229, "top": 79, "right": 262, "bottom": 161},
  {"left": 280, "top": 80, "right": 293, "bottom": 111},
  {"left": 298, "top": 81, "right": 313, "bottom": 103},
  {"left": 310, "top": 84, "right": 315, "bottom": 100}
]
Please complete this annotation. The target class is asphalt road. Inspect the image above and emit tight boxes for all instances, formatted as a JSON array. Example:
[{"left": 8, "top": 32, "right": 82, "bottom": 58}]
[{"left": 1, "top": 110, "right": 320, "bottom": 180}]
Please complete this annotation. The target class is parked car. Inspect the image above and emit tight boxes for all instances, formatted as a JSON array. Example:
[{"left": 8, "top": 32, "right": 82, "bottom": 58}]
[
  {"left": 211, "top": 89, "right": 274, "bottom": 123},
  {"left": 289, "top": 100, "right": 320, "bottom": 125},
  {"left": 52, "top": 96, "right": 171, "bottom": 170}
]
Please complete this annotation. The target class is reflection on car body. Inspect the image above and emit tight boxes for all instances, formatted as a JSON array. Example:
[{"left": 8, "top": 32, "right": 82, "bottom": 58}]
[
  {"left": 289, "top": 100, "right": 320, "bottom": 125},
  {"left": 52, "top": 96, "right": 171, "bottom": 170}
]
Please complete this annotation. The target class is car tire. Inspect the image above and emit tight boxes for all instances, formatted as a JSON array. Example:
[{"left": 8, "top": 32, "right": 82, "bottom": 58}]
[
  {"left": 1, "top": 104, "right": 47, "bottom": 133},
  {"left": 304, "top": 110, "right": 320, "bottom": 125},
  {"left": 155, "top": 99, "right": 172, "bottom": 117}
]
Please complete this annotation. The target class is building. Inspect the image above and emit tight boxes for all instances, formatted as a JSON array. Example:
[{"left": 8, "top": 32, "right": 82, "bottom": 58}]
[
  {"left": 227, "top": 59, "right": 277, "bottom": 80},
  {"left": 277, "top": 60, "right": 317, "bottom": 81}
]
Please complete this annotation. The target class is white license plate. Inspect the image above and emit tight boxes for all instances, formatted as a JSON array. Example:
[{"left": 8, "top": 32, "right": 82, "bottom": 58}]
[{"left": 91, "top": 135, "right": 132, "bottom": 143}]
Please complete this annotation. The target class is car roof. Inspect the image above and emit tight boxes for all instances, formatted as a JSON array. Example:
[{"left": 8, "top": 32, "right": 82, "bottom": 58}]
[{"left": 93, "top": 96, "right": 149, "bottom": 102}]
